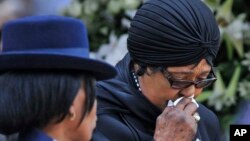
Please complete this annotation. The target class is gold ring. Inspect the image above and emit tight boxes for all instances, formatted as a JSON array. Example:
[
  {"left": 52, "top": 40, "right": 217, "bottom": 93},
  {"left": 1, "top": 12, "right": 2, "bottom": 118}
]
[{"left": 193, "top": 112, "right": 200, "bottom": 122}]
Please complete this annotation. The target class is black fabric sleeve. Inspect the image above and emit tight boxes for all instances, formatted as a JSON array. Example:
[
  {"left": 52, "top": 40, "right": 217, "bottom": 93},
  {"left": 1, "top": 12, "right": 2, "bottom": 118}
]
[
  {"left": 91, "top": 129, "right": 110, "bottom": 141},
  {"left": 197, "top": 104, "right": 222, "bottom": 141},
  {"left": 91, "top": 114, "right": 136, "bottom": 141}
]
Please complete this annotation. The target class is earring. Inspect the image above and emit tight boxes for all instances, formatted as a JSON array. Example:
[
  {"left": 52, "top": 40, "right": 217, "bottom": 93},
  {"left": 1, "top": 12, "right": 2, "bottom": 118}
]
[{"left": 69, "top": 111, "right": 76, "bottom": 121}]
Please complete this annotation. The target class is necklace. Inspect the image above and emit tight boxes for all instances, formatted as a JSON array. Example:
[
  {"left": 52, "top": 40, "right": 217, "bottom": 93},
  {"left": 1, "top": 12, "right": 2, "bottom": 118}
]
[{"left": 132, "top": 72, "right": 142, "bottom": 91}]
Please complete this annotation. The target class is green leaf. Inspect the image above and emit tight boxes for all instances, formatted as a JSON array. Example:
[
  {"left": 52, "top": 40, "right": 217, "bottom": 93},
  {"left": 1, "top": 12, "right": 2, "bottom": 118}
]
[
  {"left": 231, "top": 37, "right": 244, "bottom": 58},
  {"left": 224, "top": 33, "right": 234, "bottom": 60},
  {"left": 83, "top": 0, "right": 99, "bottom": 15},
  {"left": 214, "top": 71, "right": 226, "bottom": 94},
  {"left": 207, "top": 70, "right": 225, "bottom": 111},
  {"left": 226, "top": 65, "right": 241, "bottom": 96},
  {"left": 107, "top": 0, "right": 123, "bottom": 14},
  {"left": 197, "top": 91, "right": 212, "bottom": 102},
  {"left": 226, "top": 14, "right": 246, "bottom": 58},
  {"left": 224, "top": 65, "right": 242, "bottom": 105},
  {"left": 216, "top": 0, "right": 233, "bottom": 23},
  {"left": 204, "top": 0, "right": 221, "bottom": 12}
]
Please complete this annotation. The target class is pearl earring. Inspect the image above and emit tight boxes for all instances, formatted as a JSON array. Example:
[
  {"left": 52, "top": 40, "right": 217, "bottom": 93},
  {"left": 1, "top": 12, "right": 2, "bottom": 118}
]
[{"left": 132, "top": 72, "right": 141, "bottom": 91}]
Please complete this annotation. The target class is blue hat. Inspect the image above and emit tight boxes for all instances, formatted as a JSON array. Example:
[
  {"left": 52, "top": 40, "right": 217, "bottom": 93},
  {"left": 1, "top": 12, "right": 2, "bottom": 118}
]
[{"left": 0, "top": 16, "right": 116, "bottom": 80}]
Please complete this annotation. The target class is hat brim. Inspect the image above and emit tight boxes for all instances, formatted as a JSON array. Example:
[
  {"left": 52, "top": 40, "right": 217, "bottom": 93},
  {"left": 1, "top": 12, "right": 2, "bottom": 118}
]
[{"left": 0, "top": 53, "right": 117, "bottom": 80}]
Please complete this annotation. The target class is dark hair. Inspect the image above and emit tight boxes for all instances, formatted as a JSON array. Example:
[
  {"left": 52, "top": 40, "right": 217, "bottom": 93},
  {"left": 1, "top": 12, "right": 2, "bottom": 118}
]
[
  {"left": 0, "top": 71, "right": 96, "bottom": 135},
  {"left": 132, "top": 61, "right": 163, "bottom": 76},
  {"left": 132, "top": 60, "right": 201, "bottom": 76}
]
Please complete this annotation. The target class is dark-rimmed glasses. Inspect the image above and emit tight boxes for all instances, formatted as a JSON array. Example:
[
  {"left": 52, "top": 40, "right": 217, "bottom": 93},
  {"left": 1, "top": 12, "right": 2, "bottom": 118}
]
[{"left": 162, "top": 69, "right": 217, "bottom": 89}]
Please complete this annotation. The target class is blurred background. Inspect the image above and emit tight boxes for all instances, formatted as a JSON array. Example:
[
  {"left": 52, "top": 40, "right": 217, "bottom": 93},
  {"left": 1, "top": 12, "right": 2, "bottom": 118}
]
[{"left": 0, "top": 0, "right": 250, "bottom": 141}]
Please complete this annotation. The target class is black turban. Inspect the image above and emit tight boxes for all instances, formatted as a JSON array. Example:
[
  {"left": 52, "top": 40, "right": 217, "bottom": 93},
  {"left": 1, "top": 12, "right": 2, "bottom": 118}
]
[{"left": 127, "top": 0, "right": 220, "bottom": 66}]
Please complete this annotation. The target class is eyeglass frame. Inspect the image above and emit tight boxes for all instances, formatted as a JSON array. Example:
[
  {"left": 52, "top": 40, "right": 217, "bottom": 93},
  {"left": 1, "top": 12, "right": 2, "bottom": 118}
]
[{"left": 161, "top": 68, "right": 217, "bottom": 89}]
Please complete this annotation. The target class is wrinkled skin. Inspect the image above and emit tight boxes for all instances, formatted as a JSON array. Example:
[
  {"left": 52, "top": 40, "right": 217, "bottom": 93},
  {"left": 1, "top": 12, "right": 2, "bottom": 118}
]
[{"left": 154, "top": 98, "right": 197, "bottom": 141}]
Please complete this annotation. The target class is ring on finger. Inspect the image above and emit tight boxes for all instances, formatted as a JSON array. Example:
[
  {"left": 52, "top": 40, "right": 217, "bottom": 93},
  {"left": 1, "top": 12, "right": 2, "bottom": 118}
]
[{"left": 193, "top": 112, "right": 200, "bottom": 122}]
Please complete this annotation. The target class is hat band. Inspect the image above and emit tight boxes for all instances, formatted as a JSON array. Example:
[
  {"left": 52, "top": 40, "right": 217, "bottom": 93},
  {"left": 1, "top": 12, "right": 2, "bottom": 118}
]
[{"left": 1, "top": 47, "right": 89, "bottom": 58}]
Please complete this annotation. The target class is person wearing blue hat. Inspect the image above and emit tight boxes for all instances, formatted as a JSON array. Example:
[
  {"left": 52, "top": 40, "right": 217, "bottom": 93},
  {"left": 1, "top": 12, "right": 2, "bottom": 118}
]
[
  {"left": 92, "top": 0, "right": 221, "bottom": 141},
  {"left": 0, "top": 16, "right": 116, "bottom": 141}
]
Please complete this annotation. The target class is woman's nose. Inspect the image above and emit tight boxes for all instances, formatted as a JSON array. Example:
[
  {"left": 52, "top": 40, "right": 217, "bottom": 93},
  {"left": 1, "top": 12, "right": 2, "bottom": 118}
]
[{"left": 179, "top": 85, "right": 195, "bottom": 98}]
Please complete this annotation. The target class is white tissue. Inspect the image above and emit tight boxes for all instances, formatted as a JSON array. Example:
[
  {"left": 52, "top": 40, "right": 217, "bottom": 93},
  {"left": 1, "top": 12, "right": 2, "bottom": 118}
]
[{"left": 167, "top": 95, "right": 199, "bottom": 108}]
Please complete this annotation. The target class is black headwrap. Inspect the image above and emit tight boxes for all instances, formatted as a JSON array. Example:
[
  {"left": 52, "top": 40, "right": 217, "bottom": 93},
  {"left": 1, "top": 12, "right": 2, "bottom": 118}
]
[{"left": 127, "top": 0, "right": 220, "bottom": 67}]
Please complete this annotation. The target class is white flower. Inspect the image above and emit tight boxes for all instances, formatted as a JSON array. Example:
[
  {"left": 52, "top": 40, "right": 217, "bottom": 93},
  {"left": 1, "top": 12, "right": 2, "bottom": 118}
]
[
  {"left": 242, "top": 23, "right": 250, "bottom": 45},
  {"left": 124, "top": 0, "right": 141, "bottom": 9},
  {"left": 64, "top": 0, "right": 81, "bottom": 17},
  {"left": 121, "top": 18, "right": 131, "bottom": 28},
  {"left": 238, "top": 81, "right": 250, "bottom": 97},
  {"left": 242, "top": 52, "right": 250, "bottom": 71},
  {"left": 96, "top": 33, "right": 128, "bottom": 66},
  {"left": 105, "top": 34, "right": 128, "bottom": 66},
  {"left": 107, "top": 0, "right": 123, "bottom": 14},
  {"left": 125, "top": 9, "right": 137, "bottom": 19},
  {"left": 83, "top": 0, "right": 99, "bottom": 15},
  {"left": 96, "top": 33, "right": 117, "bottom": 60},
  {"left": 226, "top": 19, "right": 244, "bottom": 40}
]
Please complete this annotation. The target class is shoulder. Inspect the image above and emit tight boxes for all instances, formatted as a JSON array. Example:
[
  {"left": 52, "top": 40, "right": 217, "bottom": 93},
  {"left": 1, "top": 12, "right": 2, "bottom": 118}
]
[
  {"left": 18, "top": 129, "right": 53, "bottom": 141},
  {"left": 91, "top": 130, "right": 110, "bottom": 141},
  {"left": 93, "top": 113, "right": 136, "bottom": 141},
  {"left": 198, "top": 104, "right": 220, "bottom": 126},
  {"left": 198, "top": 104, "right": 221, "bottom": 141}
]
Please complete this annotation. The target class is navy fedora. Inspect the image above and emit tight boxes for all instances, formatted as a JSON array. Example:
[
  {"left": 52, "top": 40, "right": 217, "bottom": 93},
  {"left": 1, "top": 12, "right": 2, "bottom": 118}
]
[{"left": 0, "top": 15, "right": 116, "bottom": 80}]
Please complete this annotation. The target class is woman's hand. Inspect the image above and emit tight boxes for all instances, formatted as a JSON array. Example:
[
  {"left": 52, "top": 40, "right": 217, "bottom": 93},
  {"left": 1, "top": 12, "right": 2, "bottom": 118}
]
[{"left": 154, "top": 98, "right": 198, "bottom": 141}]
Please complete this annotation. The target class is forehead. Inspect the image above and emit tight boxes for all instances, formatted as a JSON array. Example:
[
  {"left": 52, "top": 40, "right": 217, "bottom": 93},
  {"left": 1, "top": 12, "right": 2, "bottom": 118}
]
[{"left": 167, "top": 59, "right": 211, "bottom": 74}]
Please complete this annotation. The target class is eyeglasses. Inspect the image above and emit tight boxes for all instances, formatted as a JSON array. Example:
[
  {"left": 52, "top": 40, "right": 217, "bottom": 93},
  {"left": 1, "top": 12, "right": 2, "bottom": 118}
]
[{"left": 162, "top": 70, "right": 217, "bottom": 89}]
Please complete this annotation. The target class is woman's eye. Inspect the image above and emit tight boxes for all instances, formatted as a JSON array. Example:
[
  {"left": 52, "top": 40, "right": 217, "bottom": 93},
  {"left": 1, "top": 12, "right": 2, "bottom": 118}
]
[
  {"left": 198, "top": 74, "right": 209, "bottom": 79},
  {"left": 196, "top": 76, "right": 208, "bottom": 81},
  {"left": 172, "top": 76, "right": 185, "bottom": 80},
  {"left": 170, "top": 74, "right": 186, "bottom": 79}
]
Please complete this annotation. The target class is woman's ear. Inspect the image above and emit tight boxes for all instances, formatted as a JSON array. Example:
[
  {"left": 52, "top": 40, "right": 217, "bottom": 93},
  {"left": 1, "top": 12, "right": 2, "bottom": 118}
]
[{"left": 69, "top": 106, "right": 76, "bottom": 121}]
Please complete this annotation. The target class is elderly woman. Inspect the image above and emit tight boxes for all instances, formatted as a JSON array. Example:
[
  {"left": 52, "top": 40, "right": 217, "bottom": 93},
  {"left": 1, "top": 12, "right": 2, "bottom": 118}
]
[
  {"left": 92, "top": 0, "right": 221, "bottom": 141},
  {"left": 0, "top": 16, "right": 116, "bottom": 141}
]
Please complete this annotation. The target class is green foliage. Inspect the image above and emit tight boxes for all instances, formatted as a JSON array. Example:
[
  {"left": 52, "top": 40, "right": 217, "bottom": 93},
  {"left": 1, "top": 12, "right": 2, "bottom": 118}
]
[
  {"left": 199, "top": 0, "right": 250, "bottom": 137},
  {"left": 63, "top": 0, "right": 142, "bottom": 51}
]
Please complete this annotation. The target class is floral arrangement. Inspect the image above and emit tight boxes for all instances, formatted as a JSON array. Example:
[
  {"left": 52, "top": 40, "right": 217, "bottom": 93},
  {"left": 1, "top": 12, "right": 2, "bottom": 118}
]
[{"left": 64, "top": 0, "right": 250, "bottom": 140}]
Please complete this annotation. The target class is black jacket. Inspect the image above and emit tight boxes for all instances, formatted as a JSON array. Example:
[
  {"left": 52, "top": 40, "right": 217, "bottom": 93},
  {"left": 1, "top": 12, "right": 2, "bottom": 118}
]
[{"left": 92, "top": 54, "right": 221, "bottom": 141}]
